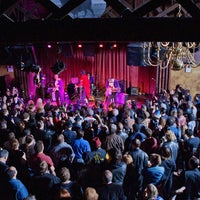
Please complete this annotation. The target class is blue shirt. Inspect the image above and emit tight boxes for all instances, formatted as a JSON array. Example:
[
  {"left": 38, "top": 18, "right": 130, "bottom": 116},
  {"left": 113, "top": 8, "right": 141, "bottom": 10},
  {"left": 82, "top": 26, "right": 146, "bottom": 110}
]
[
  {"left": 142, "top": 165, "right": 165, "bottom": 188},
  {"left": 8, "top": 178, "right": 29, "bottom": 200},
  {"left": 73, "top": 138, "right": 91, "bottom": 159}
]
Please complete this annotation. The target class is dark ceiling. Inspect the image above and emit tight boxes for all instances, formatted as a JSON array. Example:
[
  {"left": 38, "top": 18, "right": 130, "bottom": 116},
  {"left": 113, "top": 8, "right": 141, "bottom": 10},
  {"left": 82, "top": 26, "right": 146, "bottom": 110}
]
[{"left": 0, "top": 0, "right": 200, "bottom": 43}]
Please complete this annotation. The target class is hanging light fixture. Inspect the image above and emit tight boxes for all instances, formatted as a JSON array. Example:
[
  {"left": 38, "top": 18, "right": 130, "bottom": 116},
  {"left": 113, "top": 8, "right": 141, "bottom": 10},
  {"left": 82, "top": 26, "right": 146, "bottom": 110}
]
[
  {"left": 143, "top": 41, "right": 200, "bottom": 70},
  {"left": 143, "top": 5, "right": 200, "bottom": 70}
]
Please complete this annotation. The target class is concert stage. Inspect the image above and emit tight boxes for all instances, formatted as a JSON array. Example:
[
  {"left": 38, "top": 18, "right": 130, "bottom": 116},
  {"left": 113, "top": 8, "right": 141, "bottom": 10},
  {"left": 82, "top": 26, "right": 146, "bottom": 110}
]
[{"left": 48, "top": 91, "right": 152, "bottom": 110}]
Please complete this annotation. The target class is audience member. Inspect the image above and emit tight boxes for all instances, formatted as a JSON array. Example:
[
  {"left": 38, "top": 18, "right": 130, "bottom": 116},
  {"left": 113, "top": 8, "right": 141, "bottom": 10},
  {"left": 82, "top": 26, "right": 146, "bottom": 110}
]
[
  {"left": 56, "top": 167, "right": 83, "bottom": 200},
  {"left": 97, "top": 170, "right": 126, "bottom": 200},
  {"left": 28, "top": 140, "right": 56, "bottom": 175},
  {"left": 4, "top": 166, "right": 29, "bottom": 200},
  {"left": 143, "top": 183, "right": 164, "bottom": 200},
  {"left": 0, "top": 84, "right": 199, "bottom": 200},
  {"left": 30, "top": 160, "right": 60, "bottom": 200},
  {"left": 128, "top": 139, "right": 149, "bottom": 198},
  {"left": 84, "top": 187, "right": 99, "bottom": 200},
  {"left": 142, "top": 153, "right": 165, "bottom": 189}
]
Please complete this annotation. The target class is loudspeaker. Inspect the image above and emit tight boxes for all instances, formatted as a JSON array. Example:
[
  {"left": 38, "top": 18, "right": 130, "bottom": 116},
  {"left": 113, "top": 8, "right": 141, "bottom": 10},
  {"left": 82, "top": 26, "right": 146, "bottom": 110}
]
[
  {"left": 126, "top": 42, "right": 149, "bottom": 66},
  {"left": 51, "top": 61, "right": 65, "bottom": 74},
  {"left": 127, "top": 87, "right": 139, "bottom": 96}
]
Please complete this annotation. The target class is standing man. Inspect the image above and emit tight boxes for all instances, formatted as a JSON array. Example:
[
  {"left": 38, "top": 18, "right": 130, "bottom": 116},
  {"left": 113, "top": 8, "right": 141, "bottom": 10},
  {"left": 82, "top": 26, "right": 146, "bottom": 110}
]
[
  {"left": 54, "top": 74, "right": 64, "bottom": 105},
  {"left": 105, "top": 78, "right": 121, "bottom": 108},
  {"left": 79, "top": 70, "right": 90, "bottom": 100}
]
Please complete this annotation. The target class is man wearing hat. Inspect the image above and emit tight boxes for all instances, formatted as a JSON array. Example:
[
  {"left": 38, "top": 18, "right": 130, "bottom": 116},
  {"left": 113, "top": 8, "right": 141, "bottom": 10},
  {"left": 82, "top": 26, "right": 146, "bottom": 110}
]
[{"left": 84, "top": 137, "right": 106, "bottom": 165}]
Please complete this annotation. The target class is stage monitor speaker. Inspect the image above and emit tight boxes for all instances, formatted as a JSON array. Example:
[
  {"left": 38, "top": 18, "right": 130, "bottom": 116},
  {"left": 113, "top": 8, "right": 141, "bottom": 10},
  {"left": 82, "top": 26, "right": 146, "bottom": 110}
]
[{"left": 127, "top": 87, "right": 139, "bottom": 96}]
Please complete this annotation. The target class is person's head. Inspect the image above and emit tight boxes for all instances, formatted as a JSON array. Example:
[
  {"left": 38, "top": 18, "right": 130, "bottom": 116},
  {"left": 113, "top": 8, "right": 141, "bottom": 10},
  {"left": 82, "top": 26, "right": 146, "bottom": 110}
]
[
  {"left": 57, "top": 133, "right": 65, "bottom": 143},
  {"left": 34, "top": 140, "right": 44, "bottom": 153},
  {"left": 11, "top": 138, "right": 19, "bottom": 150},
  {"left": 132, "top": 138, "right": 141, "bottom": 149},
  {"left": 188, "top": 156, "right": 199, "bottom": 169},
  {"left": 161, "top": 146, "right": 172, "bottom": 160},
  {"left": 6, "top": 166, "right": 17, "bottom": 179},
  {"left": 165, "top": 130, "right": 176, "bottom": 142},
  {"left": 23, "top": 112, "right": 30, "bottom": 121},
  {"left": 37, "top": 120, "right": 44, "bottom": 129},
  {"left": 84, "top": 187, "right": 99, "bottom": 200},
  {"left": 109, "top": 124, "right": 117, "bottom": 134},
  {"left": 92, "top": 137, "right": 101, "bottom": 149},
  {"left": 54, "top": 74, "right": 59, "bottom": 80},
  {"left": 149, "top": 154, "right": 161, "bottom": 166},
  {"left": 143, "top": 183, "right": 159, "bottom": 200},
  {"left": 77, "top": 129, "right": 84, "bottom": 138},
  {"left": 65, "top": 120, "right": 73, "bottom": 129},
  {"left": 58, "top": 167, "right": 71, "bottom": 182},
  {"left": 144, "top": 128, "right": 153, "bottom": 138},
  {"left": 177, "top": 108, "right": 184, "bottom": 116},
  {"left": 102, "top": 170, "right": 113, "bottom": 184},
  {"left": 166, "top": 116, "right": 175, "bottom": 127},
  {"left": 107, "top": 149, "right": 122, "bottom": 164},
  {"left": 185, "top": 129, "right": 193, "bottom": 137},
  {"left": 122, "top": 153, "right": 133, "bottom": 165},
  {"left": 117, "top": 122, "right": 123, "bottom": 131},
  {"left": 8, "top": 132, "right": 15, "bottom": 141},
  {"left": 25, "top": 134, "right": 35, "bottom": 145},
  {"left": 0, "top": 148, "right": 9, "bottom": 162},
  {"left": 39, "top": 160, "right": 48, "bottom": 174}
]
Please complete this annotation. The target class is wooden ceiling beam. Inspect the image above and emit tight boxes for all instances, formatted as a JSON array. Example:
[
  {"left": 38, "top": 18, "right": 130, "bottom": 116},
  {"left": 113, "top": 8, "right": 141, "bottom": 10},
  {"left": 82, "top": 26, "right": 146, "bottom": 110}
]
[
  {"left": 131, "top": 0, "right": 170, "bottom": 17},
  {"left": 176, "top": 0, "right": 200, "bottom": 17},
  {"left": 0, "top": 17, "right": 200, "bottom": 44},
  {"left": 0, "top": 0, "right": 20, "bottom": 16},
  {"left": 104, "top": 0, "right": 131, "bottom": 17}
]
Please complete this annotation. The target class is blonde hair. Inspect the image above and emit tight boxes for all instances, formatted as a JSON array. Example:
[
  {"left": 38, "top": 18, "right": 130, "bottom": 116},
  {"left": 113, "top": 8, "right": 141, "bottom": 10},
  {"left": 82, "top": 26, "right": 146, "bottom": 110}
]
[
  {"left": 84, "top": 187, "right": 99, "bottom": 200},
  {"left": 144, "top": 184, "right": 158, "bottom": 200},
  {"left": 165, "top": 130, "right": 176, "bottom": 141},
  {"left": 122, "top": 154, "right": 133, "bottom": 165}
]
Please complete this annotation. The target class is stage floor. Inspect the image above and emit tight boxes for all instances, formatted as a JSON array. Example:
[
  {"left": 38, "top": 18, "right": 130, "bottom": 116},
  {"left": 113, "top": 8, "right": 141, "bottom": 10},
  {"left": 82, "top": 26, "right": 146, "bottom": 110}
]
[
  {"left": 48, "top": 93, "right": 152, "bottom": 110},
  {"left": 88, "top": 93, "right": 152, "bottom": 109}
]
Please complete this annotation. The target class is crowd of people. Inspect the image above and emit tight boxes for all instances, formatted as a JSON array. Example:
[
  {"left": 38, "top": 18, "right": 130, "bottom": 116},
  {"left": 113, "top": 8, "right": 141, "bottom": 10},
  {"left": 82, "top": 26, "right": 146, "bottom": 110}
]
[{"left": 0, "top": 84, "right": 199, "bottom": 200}]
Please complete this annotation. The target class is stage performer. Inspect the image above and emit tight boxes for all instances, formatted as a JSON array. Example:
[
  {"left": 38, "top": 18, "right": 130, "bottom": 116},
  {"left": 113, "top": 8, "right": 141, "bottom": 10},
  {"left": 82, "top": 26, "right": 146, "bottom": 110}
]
[
  {"left": 79, "top": 70, "right": 90, "bottom": 99},
  {"left": 105, "top": 78, "right": 121, "bottom": 107},
  {"left": 53, "top": 74, "right": 64, "bottom": 105}
]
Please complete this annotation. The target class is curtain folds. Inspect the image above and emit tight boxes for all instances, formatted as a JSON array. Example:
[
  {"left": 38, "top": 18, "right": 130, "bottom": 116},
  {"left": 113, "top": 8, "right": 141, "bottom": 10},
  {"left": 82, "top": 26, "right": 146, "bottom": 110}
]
[{"left": 14, "top": 44, "right": 157, "bottom": 100}]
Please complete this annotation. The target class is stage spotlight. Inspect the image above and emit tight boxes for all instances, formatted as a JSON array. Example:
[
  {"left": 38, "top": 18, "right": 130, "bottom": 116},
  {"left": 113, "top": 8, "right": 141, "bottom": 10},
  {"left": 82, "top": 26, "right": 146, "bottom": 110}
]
[
  {"left": 99, "top": 44, "right": 103, "bottom": 48},
  {"left": 78, "top": 44, "right": 82, "bottom": 48}
]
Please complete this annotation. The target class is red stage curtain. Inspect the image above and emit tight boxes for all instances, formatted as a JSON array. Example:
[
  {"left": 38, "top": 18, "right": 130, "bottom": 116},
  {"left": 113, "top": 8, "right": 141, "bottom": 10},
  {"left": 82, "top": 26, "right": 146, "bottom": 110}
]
[{"left": 14, "top": 44, "right": 157, "bottom": 99}]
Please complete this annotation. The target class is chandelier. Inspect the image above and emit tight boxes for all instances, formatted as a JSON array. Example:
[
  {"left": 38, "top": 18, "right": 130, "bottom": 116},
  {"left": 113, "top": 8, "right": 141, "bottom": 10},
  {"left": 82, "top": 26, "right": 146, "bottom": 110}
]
[
  {"left": 143, "top": 4, "right": 200, "bottom": 70},
  {"left": 143, "top": 41, "right": 200, "bottom": 70}
]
